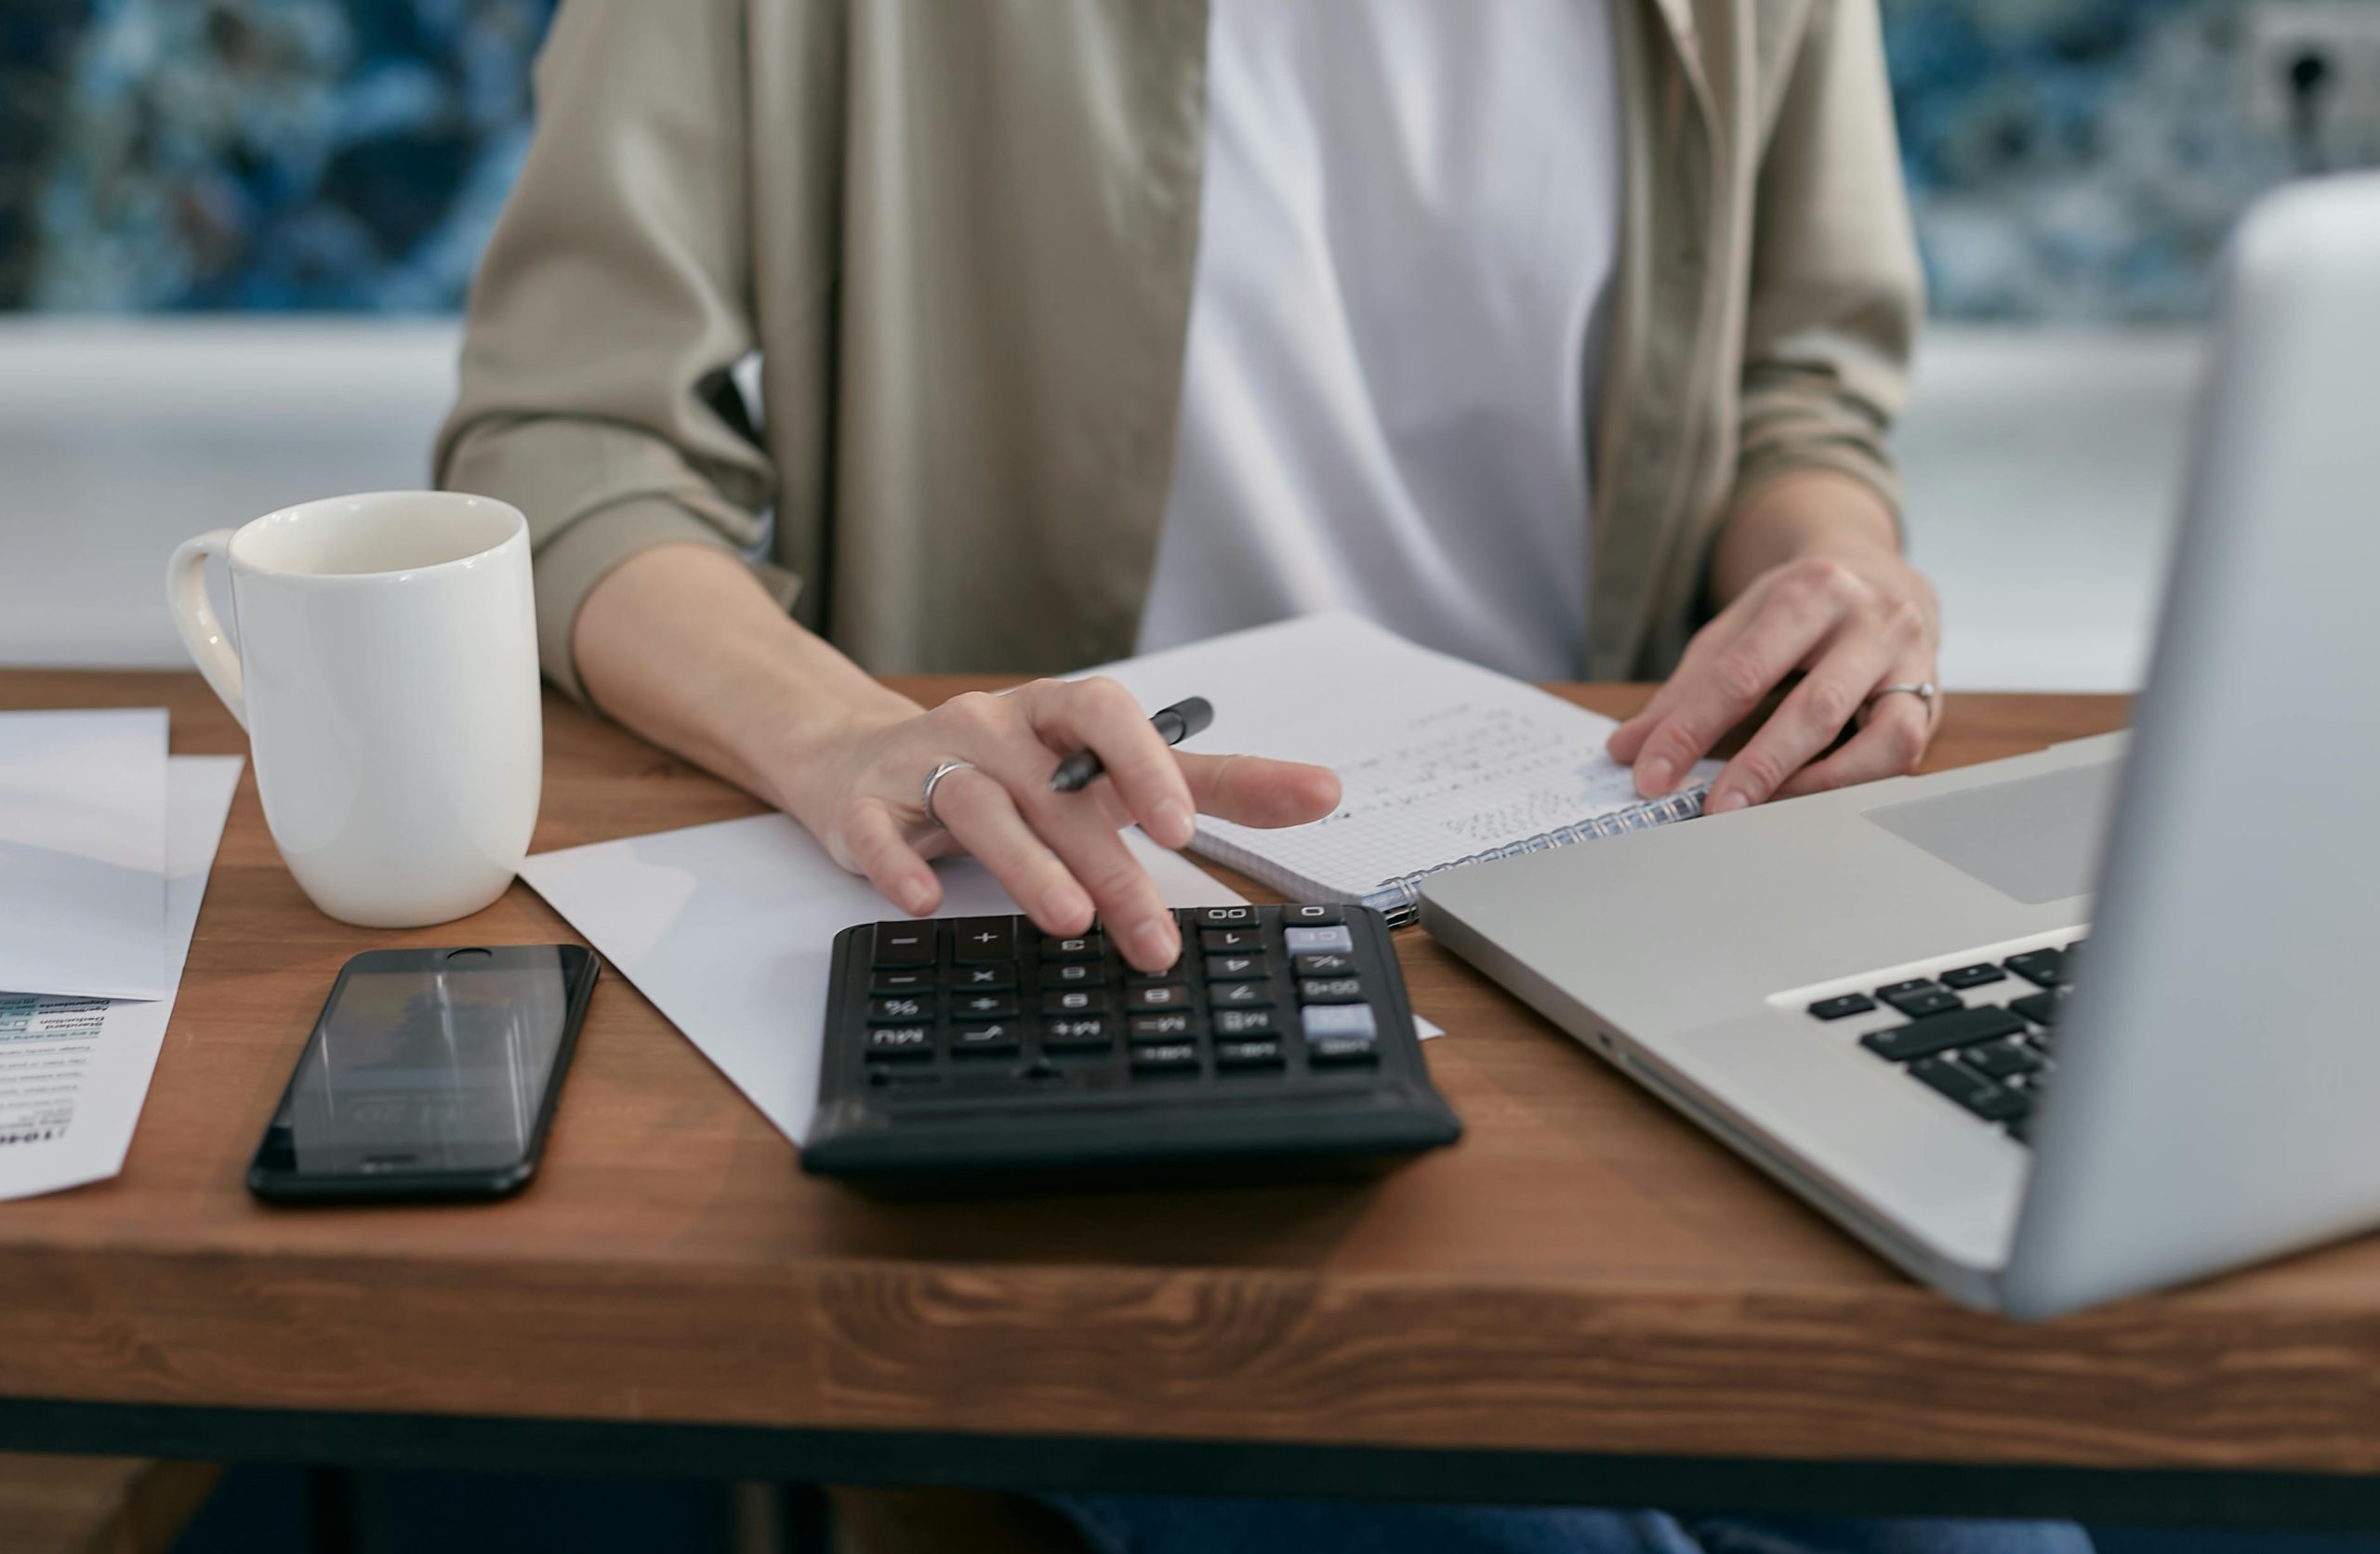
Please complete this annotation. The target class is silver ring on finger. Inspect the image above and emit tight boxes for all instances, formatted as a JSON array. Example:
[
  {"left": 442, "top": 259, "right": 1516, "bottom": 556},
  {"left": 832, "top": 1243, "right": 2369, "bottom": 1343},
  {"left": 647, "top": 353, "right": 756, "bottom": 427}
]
[
  {"left": 920, "top": 759, "right": 976, "bottom": 830},
  {"left": 1866, "top": 680, "right": 1939, "bottom": 720}
]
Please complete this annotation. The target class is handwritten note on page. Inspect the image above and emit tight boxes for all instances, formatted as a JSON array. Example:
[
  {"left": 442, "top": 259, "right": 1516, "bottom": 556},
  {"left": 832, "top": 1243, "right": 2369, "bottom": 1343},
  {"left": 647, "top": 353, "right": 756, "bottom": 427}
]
[{"left": 1088, "top": 613, "right": 1713, "bottom": 902}]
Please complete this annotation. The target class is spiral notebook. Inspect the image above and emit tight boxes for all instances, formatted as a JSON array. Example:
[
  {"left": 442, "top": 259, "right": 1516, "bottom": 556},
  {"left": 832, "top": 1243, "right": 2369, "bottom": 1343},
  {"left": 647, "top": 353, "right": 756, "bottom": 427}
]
[{"left": 1087, "top": 614, "right": 1718, "bottom": 925}]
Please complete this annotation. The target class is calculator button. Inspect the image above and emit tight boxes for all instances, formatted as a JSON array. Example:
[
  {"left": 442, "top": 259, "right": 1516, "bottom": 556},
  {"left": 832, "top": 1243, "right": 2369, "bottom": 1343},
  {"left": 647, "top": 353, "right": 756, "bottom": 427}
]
[
  {"left": 1212, "top": 1008, "right": 1277, "bottom": 1036},
  {"left": 1200, "top": 928, "right": 1264, "bottom": 954},
  {"left": 1208, "top": 981, "right": 1273, "bottom": 1008},
  {"left": 1041, "top": 1017, "right": 1112, "bottom": 1050},
  {"left": 1046, "top": 961, "right": 1105, "bottom": 988},
  {"left": 953, "top": 994, "right": 1017, "bottom": 1021},
  {"left": 1283, "top": 925, "right": 1355, "bottom": 956},
  {"left": 1042, "top": 989, "right": 1109, "bottom": 1016},
  {"left": 865, "top": 1025, "right": 934, "bottom": 1060},
  {"left": 1130, "top": 1042, "right": 1201, "bottom": 1074},
  {"left": 1038, "top": 934, "right": 1104, "bottom": 961},
  {"left": 1291, "top": 952, "right": 1356, "bottom": 978},
  {"left": 1279, "top": 904, "right": 1343, "bottom": 927},
  {"left": 946, "top": 964, "right": 1019, "bottom": 992},
  {"left": 867, "top": 994, "right": 932, "bottom": 1023},
  {"left": 1194, "top": 906, "right": 1263, "bottom": 928},
  {"left": 870, "top": 969, "right": 934, "bottom": 995},
  {"left": 1807, "top": 994, "right": 1876, "bottom": 1021},
  {"left": 1205, "top": 954, "right": 1267, "bottom": 981},
  {"left": 1302, "top": 1003, "right": 1379, "bottom": 1041},
  {"left": 952, "top": 917, "right": 1015, "bottom": 963},
  {"left": 1129, "top": 1012, "right": 1195, "bottom": 1042},
  {"left": 1297, "top": 977, "right": 1365, "bottom": 1005},
  {"left": 1216, "top": 1038, "right": 1286, "bottom": 1069},
  {"left": 1308, "top": 1034, "right": 1380, "bottom": 1065},
  {"left": 872, "top": 924, "right": 936, "bottom": 967},
  {"left": 1126, "top": 983, "right": 1190, "bottom": 1010},
  {"left": 951, "top": 1022, "right": 1020, "bottom": 1057}
]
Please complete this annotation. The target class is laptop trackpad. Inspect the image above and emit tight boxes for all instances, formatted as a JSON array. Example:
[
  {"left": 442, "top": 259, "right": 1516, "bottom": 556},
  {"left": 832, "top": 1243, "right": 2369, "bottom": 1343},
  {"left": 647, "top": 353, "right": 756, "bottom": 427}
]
[{"left": 1865, "top": 761, "right": 2119, "bottom": 905}]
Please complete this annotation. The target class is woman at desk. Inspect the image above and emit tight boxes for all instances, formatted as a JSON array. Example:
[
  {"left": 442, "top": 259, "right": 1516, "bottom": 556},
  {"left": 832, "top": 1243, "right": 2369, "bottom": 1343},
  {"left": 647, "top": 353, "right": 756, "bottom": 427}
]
[{"left": 439, "top": 4, "right": 2071, "bottom": 1551}]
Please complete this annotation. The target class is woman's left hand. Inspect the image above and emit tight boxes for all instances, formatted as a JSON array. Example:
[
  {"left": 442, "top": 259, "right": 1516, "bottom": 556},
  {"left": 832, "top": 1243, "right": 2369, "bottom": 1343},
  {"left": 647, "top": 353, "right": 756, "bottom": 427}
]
[{"left": 1607, "top": 520, "right": 1942, "bottom": 813}]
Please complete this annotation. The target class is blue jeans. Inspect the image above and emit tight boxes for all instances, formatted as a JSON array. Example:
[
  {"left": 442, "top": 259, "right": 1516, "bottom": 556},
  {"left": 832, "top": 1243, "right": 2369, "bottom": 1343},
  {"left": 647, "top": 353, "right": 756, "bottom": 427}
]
[{"left": 1049, "top": 1495, "right": 2094, "bottom": 1554}]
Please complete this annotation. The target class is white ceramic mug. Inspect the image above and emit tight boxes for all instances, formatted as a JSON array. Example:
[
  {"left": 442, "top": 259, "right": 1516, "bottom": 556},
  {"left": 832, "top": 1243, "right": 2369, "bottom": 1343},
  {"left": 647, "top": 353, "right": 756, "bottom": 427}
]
[{"left": 166, "top": 491, "right": 541, "bottom": 928}]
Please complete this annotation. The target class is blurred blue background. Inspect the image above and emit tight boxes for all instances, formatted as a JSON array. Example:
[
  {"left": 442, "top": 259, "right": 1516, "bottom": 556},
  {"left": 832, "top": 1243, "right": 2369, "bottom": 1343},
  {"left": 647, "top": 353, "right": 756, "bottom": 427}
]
[{"left": 4, "top": 0, "right": 2377, "bottom": 320}]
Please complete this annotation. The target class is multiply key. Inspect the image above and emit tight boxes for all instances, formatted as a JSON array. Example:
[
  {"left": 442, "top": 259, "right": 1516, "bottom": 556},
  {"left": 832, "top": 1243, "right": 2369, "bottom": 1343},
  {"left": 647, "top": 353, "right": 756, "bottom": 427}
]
[{"left": 948, "top": 965, "right": 1017, "bottom": 992}]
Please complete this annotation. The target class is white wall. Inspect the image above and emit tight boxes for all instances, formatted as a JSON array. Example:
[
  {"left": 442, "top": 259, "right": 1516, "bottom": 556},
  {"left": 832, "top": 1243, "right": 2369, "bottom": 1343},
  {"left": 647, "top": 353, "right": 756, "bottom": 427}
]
[
  {"left": 0, "top": 317, "right": 2197, "bottom": 691},
  {"left": 0, "top": 317, "right": 460, "bottom": 667}
]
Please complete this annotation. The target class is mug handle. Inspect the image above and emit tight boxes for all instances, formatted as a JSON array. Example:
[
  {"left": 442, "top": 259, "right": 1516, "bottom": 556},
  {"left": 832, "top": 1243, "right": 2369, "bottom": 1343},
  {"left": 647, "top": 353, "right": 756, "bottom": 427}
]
[{"left": 166, "top": 530, "right": 247, "bottom": 730}]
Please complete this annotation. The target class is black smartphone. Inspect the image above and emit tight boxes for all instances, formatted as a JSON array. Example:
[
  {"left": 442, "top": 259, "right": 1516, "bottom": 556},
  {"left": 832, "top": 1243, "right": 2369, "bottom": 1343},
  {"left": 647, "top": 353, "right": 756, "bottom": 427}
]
[{"left": 247, "top": 944, "right": 601, "bottom": 1203}]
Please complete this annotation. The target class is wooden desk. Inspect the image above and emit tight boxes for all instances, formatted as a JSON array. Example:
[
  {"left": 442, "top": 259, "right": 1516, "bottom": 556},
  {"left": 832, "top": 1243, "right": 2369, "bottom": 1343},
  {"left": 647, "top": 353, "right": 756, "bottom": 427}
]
[{"left": 5, "top": 670, "right": 2376, "bottom": 1529}]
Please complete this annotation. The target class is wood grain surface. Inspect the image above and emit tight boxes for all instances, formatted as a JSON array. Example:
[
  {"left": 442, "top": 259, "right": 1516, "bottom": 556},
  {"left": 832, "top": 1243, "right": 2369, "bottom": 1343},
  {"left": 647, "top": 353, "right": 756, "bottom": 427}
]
[{"left": 8, "top": 670, "right": 2379, "bottom": 1477}]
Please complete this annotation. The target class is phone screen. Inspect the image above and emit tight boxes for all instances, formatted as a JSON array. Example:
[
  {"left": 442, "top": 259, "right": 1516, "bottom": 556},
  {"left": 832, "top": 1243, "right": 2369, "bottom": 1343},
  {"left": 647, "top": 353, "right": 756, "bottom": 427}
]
[{"left": 256, "top": 946, "right": 593, "bottom": 1181}]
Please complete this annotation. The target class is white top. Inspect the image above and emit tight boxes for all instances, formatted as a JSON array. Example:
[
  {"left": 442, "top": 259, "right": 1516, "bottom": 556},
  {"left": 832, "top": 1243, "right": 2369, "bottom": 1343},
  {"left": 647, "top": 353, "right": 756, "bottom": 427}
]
[{"left": 1136, "top": 0, "right": 1622, "bottom": 681}]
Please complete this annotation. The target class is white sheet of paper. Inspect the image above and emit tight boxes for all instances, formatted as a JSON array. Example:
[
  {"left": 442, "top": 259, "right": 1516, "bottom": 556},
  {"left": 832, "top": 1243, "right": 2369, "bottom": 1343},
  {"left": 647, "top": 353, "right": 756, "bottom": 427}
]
[
  {"left": 0, "top": 755, "right": 242, "bottom": 1201},
  {"left": 521, "top": 813, "right": 1248, "bottom": 1146},
  {"left": 0, "top": 708, "right": 171, "bottom": 1001}
]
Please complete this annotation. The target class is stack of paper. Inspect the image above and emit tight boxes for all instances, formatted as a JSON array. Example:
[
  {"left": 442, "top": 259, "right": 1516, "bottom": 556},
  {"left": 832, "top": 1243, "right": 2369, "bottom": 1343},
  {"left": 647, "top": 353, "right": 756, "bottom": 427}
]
[{"left": 0, "top": 708, "right": 241, "bottom": 1200}]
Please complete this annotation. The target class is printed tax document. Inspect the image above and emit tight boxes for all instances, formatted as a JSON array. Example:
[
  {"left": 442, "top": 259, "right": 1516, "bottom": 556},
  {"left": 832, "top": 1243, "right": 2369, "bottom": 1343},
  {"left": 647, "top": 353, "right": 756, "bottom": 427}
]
[
  {"left": 0, "top": 755, "right": 242, "bottom": 1200},
  {"left": 1089, "top": 614, "right": 1718, "bottom": 904},
  {"left": 0, "top": 708, "right": 171, "bottom": 1001},
  {"left": 521, "top": 813, "right": 1246, "bottom": 1147}
]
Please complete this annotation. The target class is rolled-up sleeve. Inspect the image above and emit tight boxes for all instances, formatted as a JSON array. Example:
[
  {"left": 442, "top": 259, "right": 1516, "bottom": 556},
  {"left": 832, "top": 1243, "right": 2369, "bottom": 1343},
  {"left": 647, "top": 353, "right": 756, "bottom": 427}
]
[
  {"left": 434, "top": 0, "right": 795, "bottom": 705},
  {"left": 1734, "top": 0, "right": 1925, "bottom": 526}
]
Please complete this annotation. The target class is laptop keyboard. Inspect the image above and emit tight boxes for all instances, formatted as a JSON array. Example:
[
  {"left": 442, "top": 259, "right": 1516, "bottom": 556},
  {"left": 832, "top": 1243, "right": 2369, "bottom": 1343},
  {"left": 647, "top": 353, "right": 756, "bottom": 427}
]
[{"left": 1804, "top": 941, "right": 2078, "bottom": 1145}]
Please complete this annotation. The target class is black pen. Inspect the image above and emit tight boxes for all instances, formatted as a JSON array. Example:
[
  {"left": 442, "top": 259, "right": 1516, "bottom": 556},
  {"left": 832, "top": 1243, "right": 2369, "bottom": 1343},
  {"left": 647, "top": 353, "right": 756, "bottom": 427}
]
[{"left": 1050, "top": 696, "right": 1214, "bottom": 792}]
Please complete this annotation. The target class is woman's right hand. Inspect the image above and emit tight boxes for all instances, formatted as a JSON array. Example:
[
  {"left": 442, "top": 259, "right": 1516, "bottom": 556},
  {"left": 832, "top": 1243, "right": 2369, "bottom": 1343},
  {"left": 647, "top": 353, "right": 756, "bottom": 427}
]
[{"left": 778, "top": 677, "right": 1342, "bottom": 972}]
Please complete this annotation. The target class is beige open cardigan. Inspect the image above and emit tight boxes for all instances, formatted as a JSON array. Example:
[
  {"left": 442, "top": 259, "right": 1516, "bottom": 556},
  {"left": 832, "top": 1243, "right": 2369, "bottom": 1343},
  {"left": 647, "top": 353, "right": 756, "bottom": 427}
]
[{"left": 437, "top": 0, "right": 1922, "bottom": 702}]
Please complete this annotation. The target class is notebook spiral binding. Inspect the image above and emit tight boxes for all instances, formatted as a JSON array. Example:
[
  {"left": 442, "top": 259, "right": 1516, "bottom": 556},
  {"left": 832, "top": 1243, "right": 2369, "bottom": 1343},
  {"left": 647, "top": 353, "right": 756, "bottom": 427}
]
[{"left": 1359, "top": 782, "right": 1713, "bottom": 928}]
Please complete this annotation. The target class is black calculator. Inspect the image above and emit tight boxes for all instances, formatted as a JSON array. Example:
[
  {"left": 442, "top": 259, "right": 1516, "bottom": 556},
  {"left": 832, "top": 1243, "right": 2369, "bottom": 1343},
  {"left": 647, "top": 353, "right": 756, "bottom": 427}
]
[{"left": 801, "top": 903, "right": 1461, "bottom": 1185}]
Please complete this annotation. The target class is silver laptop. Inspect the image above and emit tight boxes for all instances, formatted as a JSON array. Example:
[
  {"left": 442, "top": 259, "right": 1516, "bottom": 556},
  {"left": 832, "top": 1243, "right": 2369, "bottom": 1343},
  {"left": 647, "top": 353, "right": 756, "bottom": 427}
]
[{"left": 1421, "top": 174, "right": 2380, "bottom": 1320}]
